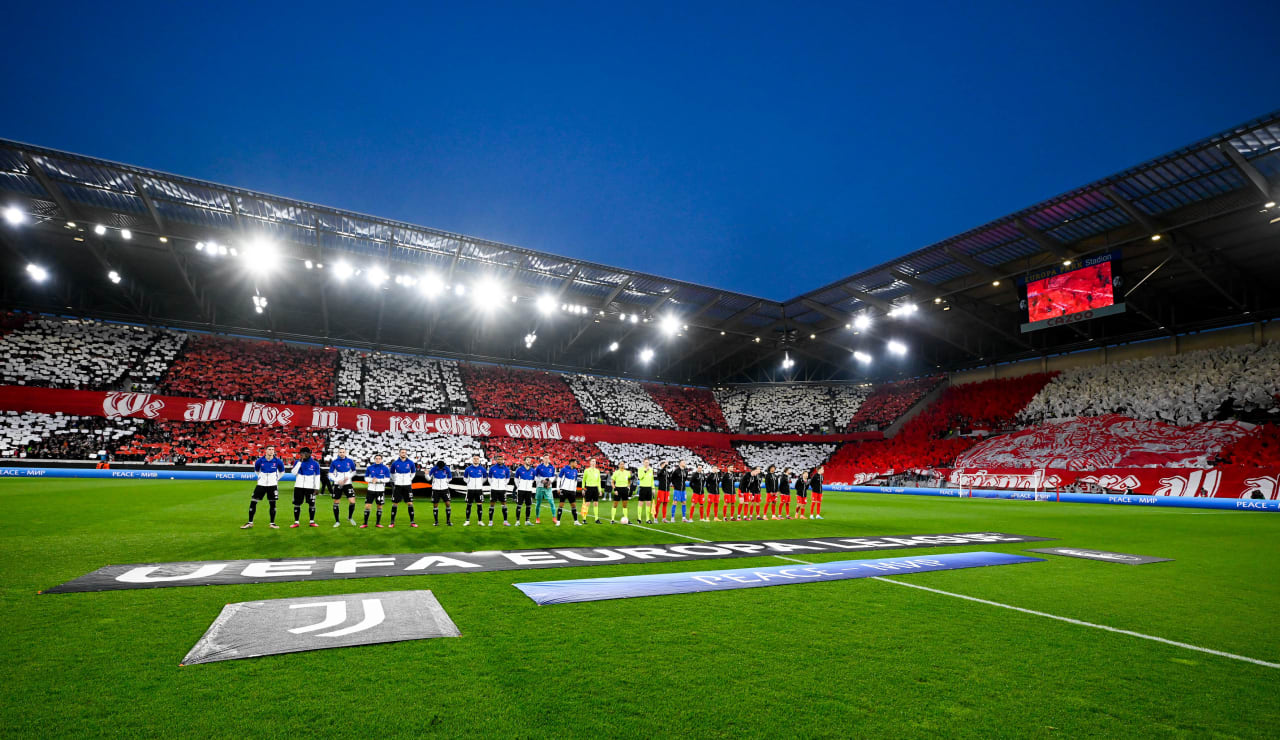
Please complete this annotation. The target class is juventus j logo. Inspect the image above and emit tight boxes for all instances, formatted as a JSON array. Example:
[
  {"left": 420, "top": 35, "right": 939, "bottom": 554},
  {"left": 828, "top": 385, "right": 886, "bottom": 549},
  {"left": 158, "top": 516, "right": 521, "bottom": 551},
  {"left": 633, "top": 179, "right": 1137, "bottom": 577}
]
[{"left": 288, "top": 599, "right": 386, "bottom": 637}]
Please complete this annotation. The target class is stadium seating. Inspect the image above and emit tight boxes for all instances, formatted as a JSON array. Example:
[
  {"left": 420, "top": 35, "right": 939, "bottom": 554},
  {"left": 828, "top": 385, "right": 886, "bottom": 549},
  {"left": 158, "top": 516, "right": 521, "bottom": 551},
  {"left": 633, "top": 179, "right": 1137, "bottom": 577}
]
[
  {"left": 1021, "top": 343, "right": 1280, "bottom": 425},
  {"left": 566, "top": 374, "right": 674, "bottom": 428},
  {"left": 847, "top": 376, "right": 943, "bottom": 430},
  {"left": 0, "top": 310, "right": 30, "bottom": 336},
  {"left": 125, "top": 330, "right": 188, "bottom": 390},
  {"left": 1208, "top": 423, "right": 1280, "bottom": 469},
  {"left": 0, "top": 317, "right": 183, "bottom": 390},
  {"left": 479, "top": 436, "right": 599, "bottom": 467},
  {"left": 114, "top": 420, "right": 328, "bottom": 464},
  {"left": 734, "top": 442, "right": 837, "bottom": 472},
  {"left": 688, "top": 445, "right": 749, "bottom": 471},
  {"left": 644, "top": 383, "right": 729, "bottom": 431},
  {"left": 328, "top": 428, "right": 483, "bottom": 467},
  {"left": 461, "top": 365, "right": 585, "bottom": 423},
  {"left": 0, "top": 411, "right": 142, "bottom": 459},
  {"left": 714, "top": 385, "right": 866, "bottom": 434},
  {"left": 336, "top": 350, "right": 364, "bottom": 406},
  {"left": 357, "top": 352, "right": 469, "bottom": 413},
  {"left": 161, "top": 335, "right": 338, "bottom": 406}
]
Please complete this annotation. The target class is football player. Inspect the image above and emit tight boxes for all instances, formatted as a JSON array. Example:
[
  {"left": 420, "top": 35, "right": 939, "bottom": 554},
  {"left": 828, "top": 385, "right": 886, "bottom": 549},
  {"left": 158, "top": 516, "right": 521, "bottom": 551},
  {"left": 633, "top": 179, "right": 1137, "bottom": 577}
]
[{"left": 241, "top": 445, "right": 285, "bottom": 529}]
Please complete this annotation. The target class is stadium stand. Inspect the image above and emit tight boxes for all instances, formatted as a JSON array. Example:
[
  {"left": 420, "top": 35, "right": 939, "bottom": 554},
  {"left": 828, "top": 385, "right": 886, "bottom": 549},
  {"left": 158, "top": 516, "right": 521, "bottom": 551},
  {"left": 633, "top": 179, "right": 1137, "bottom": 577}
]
[
  {"left": 714, "top": 386, "right": 750, "bottom": 431},
  {"left": 0, "top": 411, "right": 142, "bottom": 459},
  {"left": 847, "top": 376, "right": 943, "bottom": 430},
  {"left": 1220, "top": 424, "right": 1280, "bottom": 468},
  {"left": 0, "top": 311, "right": 30, "bottom": 336},
  {"left": 1020, "top": 343, "right": 1280, "bottom": 425},
  {"left": 689, "top": 445, "right": 749, "bottom": 471},
  {"left": 566, "top": 374, "right": 675, "bottom": 428},
  {"left": 114, "top": 420, "right": 329, "bottom": 464},
  {"left": 714, "top": 385, "right": 847, "bottom": 434},
  {"left": 0, "top": 317, "right": 180, "bottom": 390},
  {"left": 735, "top": 442, "right": 837, "bottom": 472},
  {"left": 644, "top": 383, "right": 730, "bottom": 431},
  {"left": 124, "top": 330, "right": 187, "bottom": 390},
  {"left": 161, "top": 335, "right": 338, "bottom": 406},
  {"left": 829, "top": 384, "right": 871, "bottom": 429},
  {"left": 328, "top": 428, "right": 483, "bottom": 466},
  {"left": 479, "top": 436, "right": 599, "bottom": 466},
  {"left": 359, "top": 353, "right": 469, "bottom": 413},
  {"left": 336, "top": 350, "right": 364, "bottom": 406},
  {"left": 461, "top": 364, "right": 585, "bottom": 423}
]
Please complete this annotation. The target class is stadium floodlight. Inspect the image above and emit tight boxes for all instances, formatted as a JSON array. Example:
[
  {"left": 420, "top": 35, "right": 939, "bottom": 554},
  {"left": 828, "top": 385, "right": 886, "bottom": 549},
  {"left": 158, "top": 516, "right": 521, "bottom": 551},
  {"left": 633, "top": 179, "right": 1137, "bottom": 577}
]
[
  {"left": 158, "top": 236, "right": 168, "bottom": 243},
  {"left": 368, "top": 267, "right": 389, "bottom": 286},
  {"left": 511, "top": 294, "right": 518, "bottom": 302},
  {"left": 639, "top": 347, "right": 654, "bottom": 363},
  {"left": 475, "top": 279, "right": 503, "bottom": 306},
  {"left": 853, "top": 314, "right": 872, "bottom": 330},
  {"left": 887, "top": 340, "right": 907, "bottom": 355},
  {"left": 1150, "top": 234, "right": 1162, "bottom": 242},
  {"left": 195, "top": 241, "right": 205, "bottom": 251},
  {"left": 107, "top": 270, "right": 121, "bottom": 284},
  {"left": 524, "top": 332, "right": 537, "bottom": 348},
  {"left": 1062, "top": 260, "right": 1072, "bottom": 266},
  {"left": 782, "top": 352, "right": 795, "bottom": 369},
  {"left": 537, "top": 295, "right": 557, "bottom": 315},
  {"left": 661, "top": 315, "right": 681, "bottom": 335},
  {"left": 619, "top": 313, "right": 627, "bottom": 321},
  {"left": 94, "top": 224, "right": 107, "bottom": 235},
  {"left": 630, "top": 314, "right": 639, "bottom": 324},
  {"left": 992, "top": 280, "right": 1000, "bottom": 287},
  {"left": 304, "top": 260, "right": 314, "bottom": 269},
  {"left": 3, "top": 206, "right": 23, "bottom": 225},
  {"left": 1265, "top": 201, "right": 1276, "bottom": 208},
  {"left": 853, "top": 351, "right": 872, "bottom": 364},
  {"left": 888, "top": 303, "right": 916, "bottom": 318},
  {"left": 609, "top": 341, "right": 619, "bottom": 352},
  {"left": 66, "top": 221, "right": 76, "bottom": 228},
  {"left": 120, "top": 229, "right": 132, "bottom": 240},
  {"left": 241, "top": 237, "right": 279, "bottom": 268},
  {"left": 26, "top": 263, "right": 48, "bottom": 282},
  {"left": 454, "top": 283, "right": 467, "bottom": 297},
  {"left": 333, "top": 260, "right": 353, "bottom": 281}
]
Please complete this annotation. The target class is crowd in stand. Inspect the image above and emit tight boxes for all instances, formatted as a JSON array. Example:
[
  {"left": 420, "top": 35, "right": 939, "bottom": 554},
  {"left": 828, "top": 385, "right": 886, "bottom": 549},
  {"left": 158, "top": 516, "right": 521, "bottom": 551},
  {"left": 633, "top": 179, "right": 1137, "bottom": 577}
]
[
  {"left": 0, "top": 318, "right": 181, "bottom": 390},
  {"left": 328, "top": 428, "right": 482, "bottom": 465},
  {"left": 735, "top": 442, "right": 837, "bottom": 472},
  {"left": 714, "top": 384, "right": 868, "bottom": 434},
  {"left": 1021, "top": 344, "right": 1280, "bottom": 425},
  {"left": 566, "top": 374, "right": 675, "bottom": 428},
  {"left": 356, "top": 352, "right": 468, "bottom": 413},
  {"left": 847, "top": 376, "right": 942, "bottom": 431},
  {"left": 335, "top": 350, "right": 364, "bottom": 406},
  {"left": 1216, "top": 423, "right": 1280, "bottom": 469},
  {"left": 114, "top": 421, "right": 329, "bottom": 464},
  {"left": 0, "top": 411, "right": 142, "bottom": 459},
  {"left": 161, "top": 335, "right": 338, "bottom": 405},
  {"left": 644, "top": 384, "right": 728, "bottom": 431},
  {"left": 479, "top": 436, "right": 600, "bottom": 467},
  {"left": 462, "top": 365, "right": 585, "bottom": 423}
]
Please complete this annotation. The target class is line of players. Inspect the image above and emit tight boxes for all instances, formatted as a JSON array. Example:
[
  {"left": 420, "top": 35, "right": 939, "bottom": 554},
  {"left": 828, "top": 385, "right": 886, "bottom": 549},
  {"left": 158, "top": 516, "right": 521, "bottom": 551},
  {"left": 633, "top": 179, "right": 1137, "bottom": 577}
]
[{"left": 240, "top": 444, "right": 824, "bottom": 529}]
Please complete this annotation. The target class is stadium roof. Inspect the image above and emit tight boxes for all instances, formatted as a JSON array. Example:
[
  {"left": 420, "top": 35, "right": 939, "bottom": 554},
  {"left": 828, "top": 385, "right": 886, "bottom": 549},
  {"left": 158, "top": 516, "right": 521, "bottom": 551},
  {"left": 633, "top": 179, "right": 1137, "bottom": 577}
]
[{"left": 2, "top": 110, "right": 1278, "bottom": 384}]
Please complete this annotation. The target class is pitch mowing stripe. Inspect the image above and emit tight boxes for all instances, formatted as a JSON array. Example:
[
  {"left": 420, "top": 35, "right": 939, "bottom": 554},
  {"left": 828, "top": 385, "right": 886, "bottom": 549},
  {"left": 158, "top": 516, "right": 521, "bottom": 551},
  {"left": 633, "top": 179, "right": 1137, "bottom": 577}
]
[{"left": 628, "top": 523, "right": 1280, "bottom": 670}]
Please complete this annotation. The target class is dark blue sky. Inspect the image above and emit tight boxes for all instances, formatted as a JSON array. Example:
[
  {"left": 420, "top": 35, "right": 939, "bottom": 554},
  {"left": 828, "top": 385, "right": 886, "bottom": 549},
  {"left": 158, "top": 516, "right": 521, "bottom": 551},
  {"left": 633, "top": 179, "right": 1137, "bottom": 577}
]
[{"left": 4, "top": 1, "right": 1277, "bottom": 299}]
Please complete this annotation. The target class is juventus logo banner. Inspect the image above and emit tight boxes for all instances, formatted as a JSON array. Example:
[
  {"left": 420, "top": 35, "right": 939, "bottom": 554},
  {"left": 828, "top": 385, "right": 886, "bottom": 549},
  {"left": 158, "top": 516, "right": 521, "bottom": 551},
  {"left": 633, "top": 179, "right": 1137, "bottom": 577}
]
[
  {"left": 41, "top": 532, "right": 1053, "bottom": 594},
  {"left": 181, "top": 590, "right": 460, "bottom": 665}
]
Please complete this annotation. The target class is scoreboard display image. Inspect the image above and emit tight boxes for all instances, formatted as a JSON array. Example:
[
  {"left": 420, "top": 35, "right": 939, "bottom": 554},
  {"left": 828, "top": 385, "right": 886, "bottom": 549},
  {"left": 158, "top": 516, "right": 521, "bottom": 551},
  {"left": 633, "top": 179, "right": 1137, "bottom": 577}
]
[{"left": 1019, "top": 251, "right": 1125, "bottom": 332}]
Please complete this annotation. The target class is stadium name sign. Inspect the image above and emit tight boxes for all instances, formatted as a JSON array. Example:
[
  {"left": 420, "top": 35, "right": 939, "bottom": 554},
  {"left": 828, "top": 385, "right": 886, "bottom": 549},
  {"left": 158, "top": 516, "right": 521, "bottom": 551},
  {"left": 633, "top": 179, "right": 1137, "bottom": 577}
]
[
  {"left": 0, "top": 386, "right": 881, "bottom": 448},
  {"left": 41, "top": 532, "right": 1052, "bottom": 593}
]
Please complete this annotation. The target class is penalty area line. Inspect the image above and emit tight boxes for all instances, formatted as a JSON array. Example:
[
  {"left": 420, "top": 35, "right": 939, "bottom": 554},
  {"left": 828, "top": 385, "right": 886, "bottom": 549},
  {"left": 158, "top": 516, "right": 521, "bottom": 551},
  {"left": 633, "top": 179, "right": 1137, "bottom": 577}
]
[{"left": 628, "top": 522, "right": 1280, "bottom": 670}]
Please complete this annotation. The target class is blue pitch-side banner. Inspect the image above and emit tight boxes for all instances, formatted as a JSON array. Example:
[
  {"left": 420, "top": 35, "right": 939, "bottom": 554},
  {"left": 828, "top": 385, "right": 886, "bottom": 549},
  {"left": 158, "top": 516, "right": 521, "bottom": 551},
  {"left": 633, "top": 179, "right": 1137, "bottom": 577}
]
[
  {"left": 824, "top": 484, "right": 1280, "bottom": 512},
  {"left": 0, "top": 467, "right": 291, "bottom": 481},
  {"left": 514, "top": 551, "right": 1043, "bottom": 605}
]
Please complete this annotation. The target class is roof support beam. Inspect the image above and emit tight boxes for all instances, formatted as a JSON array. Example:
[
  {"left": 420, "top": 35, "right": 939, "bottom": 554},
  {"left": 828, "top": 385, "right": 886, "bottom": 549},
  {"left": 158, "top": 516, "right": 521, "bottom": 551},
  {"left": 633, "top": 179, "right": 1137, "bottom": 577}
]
[
  {"left": 942, "top": 246, "right": 1005, "bottom": 282},
  {"left": 554, "top": 265, "right": 582, "bottom": 300},
  {"left": 1013, "top": 218, "right": 1072, "bottom": 260},
  {"left": 1218, "top": 143, "right": 1275, "bottom": 201}
]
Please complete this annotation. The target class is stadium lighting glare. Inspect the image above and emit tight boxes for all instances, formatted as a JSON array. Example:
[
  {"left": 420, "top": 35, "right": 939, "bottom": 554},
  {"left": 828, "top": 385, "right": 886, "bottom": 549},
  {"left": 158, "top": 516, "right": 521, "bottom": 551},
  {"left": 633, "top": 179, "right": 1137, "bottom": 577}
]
[
  {"left": 1062, "top": 260, "right": 1071, "bottom": 266},
  {"left": 524, "top": 332, "right": 537, "bottom": 348},
  {"left": 853, "top": 314, "right": 872, "bottom": 330},
  {"left": 475, "top": 279, "right": 503, "bottom": 305},
  {"left": 1265, "top": 201, "right": 1276, "bottom": 208},
  {"left": 227, "top": 246, "right": 235, "bottom": 256},
  {"left": 630, "top": 314, "right": 639, "bottom": 324},
  {"left": 753, "top": 337, "right": 761, "bottom": 343},
  {"left": 120, "top": 229, "right": 132, "bottom": 240},
  {"left": 853, "top": 351, "right": 872, "bottom": 364},
  {"left": 809, "top": 333, "right": 816, "bottom": 339},
  {"left": 537, "top": 295, "right": 557, "bottom": 315},
  {"left": 241, "top": 238, "right": 279, "bottom": 268},
  {"left": 252, "top": 295, "right": 268, "bottom": 310},
  {"left": 661, "top": 315, "right": 681, "bottom": 335},
  {"left": 992, "top": 280, "right": 1000, "bottom": 287},
  {"left": 888, "top": 303, "right": 916, "bottom": 318},
  {"left": 455, "top": 283, "right": 467, "bottom": 296},
  {"left": 66, "top": 221, "right": 77, "bottom": 228},
  {"left": 781, "top": 352, "right": 795, "bottom": 369},
  {"left": 304, "top": 260, "right": 314, "bottom": 269},
  {"left": 609, "top": 341, "right": 619, "bottom": 352},
  {"left": 195, "top": 242, "right": 204, "bottom": 251},
  {"left": 158, "top": 236, "right": 168, "bottom": 243},
  {"left": 639, "top": 347, "right": 655, "bottom": 363},
  {"left": 3, "top": 206, "right": 24, "bottom": 225},
  {"left": 887, "top": 340, "right": 907, "bottom": 356},
  {"left": 511, "top": 295, "right": 519, "bottom": 303},
  {"left": 94, "top": 224, "right": 106, "bottom": 235},
  {"left": 107, "top": 270, "right": 121, "bottom": 284},
  {"left": 368, "top": 267, "right": 389, "bottom": 286},
  {"left": 333, "top": 260, "right": 352, "bottom": 280},
  {"left": 619, "top": 313, "right": 627, "bottom": 321},
  {"left": 1150, "top": 234, "right": 1162, "bottom": 242},
  {"left": 26, "top": 263, "right": 48, "bottom": 282},
  {"left": 720, "top": 331, "right": 726, "bottom": 336}
]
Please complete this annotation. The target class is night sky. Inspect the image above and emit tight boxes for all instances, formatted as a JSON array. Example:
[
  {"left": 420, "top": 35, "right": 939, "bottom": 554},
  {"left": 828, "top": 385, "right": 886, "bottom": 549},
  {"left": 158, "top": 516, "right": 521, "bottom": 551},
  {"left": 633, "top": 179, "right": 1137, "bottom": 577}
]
[{"left": 4, "top": 1, "right": 1277, "bottom": 300}]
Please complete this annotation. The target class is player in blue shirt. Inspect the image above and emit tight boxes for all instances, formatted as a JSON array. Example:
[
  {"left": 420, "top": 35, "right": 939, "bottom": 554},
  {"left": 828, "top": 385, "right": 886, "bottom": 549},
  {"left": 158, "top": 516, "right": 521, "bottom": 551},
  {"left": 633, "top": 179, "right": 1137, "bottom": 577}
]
[
  {"left": 328, "top": 447, "right": 359, "bottom": 527},
  {"left": 429, "top": 460, "right": 454, "bottom": 526},
  {"left": 487, "top": 454, "right": 512, "bottom": 526},
  {"left": 388, "top": 449, "right": 418, "bottom": 528},
  {"left": 513, "top": 456, "right": 536, "bottom": 525},
  {"left": 241, "top": 445, "right": 285, "bottom": 529},
  {"left": 554, "top": 460, "right": 582, "bottom": 526},
  {"left": 290, "top": 447, "right": 324, "bottom": 528},
  {"left": 361, "top": 453, "right": 392, "bottom": 527},
  {"left": 533, "top": 456, "right": 558, "bottom": 524},
  {"left": 463, "top": 454, "right": 488, "bottom": 526}
]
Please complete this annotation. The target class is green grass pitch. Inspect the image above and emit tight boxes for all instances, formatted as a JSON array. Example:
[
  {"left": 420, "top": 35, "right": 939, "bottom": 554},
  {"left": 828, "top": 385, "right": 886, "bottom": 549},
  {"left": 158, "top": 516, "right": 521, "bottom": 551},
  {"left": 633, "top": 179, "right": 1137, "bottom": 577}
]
[{"left": 2, "top": 479, "right": 1278, "bottom": 738}]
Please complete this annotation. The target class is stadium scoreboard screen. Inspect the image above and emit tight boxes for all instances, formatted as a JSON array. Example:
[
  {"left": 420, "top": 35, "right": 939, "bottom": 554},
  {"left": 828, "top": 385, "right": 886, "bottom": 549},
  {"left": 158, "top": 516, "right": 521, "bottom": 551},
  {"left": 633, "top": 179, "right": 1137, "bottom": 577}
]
[{"left": 1019, "top": 251, "right": 1125, "bottom": 333}]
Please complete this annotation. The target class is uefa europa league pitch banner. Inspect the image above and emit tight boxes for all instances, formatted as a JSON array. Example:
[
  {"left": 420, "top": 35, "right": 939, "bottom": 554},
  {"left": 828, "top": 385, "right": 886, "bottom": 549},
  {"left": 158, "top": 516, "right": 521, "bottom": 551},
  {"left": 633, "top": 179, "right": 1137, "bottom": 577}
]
[
  {"left": 181, "top": 590, "right": 460, "bottom": 665},
  {"left": 42, "top": 533, "right": 1053, "bottom": 594}
]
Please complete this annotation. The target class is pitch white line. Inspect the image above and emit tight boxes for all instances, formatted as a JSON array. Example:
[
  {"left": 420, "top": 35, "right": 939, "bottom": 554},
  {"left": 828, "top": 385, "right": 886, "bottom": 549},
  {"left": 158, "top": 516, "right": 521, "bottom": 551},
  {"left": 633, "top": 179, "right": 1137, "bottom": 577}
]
[{"left": 627, "top": 522, "right": 1280, "bottom": 669}]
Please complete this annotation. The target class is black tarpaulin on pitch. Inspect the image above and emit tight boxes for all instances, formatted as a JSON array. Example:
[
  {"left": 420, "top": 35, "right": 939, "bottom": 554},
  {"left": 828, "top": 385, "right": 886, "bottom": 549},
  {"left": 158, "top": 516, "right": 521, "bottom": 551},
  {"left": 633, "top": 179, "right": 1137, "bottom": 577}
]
[
  {"left": 181, "top": 590, "right": 460, "bottom": 665},
  {"left": 43, "top": 532, "right": 1054, "bottom": 593}
]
